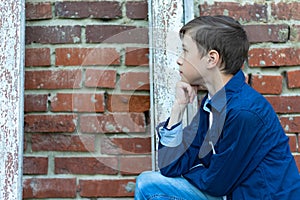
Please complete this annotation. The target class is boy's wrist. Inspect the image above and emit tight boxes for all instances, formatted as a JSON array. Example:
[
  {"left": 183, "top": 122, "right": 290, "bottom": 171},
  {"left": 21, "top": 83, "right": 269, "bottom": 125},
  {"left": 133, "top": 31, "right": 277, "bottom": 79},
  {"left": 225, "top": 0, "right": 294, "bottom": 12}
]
[
  {"left": 173, "top": 99, "right": 188, "bottom": 113},
  {"left": 167, "top": 100, "right": 187, "bottom": 129}
]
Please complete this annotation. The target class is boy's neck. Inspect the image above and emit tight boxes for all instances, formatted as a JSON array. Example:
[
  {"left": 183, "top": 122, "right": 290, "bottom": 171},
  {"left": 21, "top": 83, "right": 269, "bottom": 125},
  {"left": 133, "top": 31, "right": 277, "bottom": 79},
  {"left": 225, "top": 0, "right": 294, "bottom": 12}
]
[{"left": 206, "top": 72, "right": 233, "bottom": 97}]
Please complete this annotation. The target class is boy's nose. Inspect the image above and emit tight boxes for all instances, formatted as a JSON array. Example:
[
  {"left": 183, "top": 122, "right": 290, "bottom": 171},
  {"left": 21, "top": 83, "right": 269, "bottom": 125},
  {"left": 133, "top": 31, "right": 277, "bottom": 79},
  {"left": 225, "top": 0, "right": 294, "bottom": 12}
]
[{"left": 176, "top": 56, "right": 183, "bottom": 66}]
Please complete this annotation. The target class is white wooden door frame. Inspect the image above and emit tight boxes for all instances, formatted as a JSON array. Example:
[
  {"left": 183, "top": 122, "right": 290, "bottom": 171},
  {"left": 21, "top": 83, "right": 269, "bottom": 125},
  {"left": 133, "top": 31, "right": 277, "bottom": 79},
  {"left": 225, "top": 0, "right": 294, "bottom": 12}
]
[{"left": 0, "top": 0, "right": 25, "bottom": 198}]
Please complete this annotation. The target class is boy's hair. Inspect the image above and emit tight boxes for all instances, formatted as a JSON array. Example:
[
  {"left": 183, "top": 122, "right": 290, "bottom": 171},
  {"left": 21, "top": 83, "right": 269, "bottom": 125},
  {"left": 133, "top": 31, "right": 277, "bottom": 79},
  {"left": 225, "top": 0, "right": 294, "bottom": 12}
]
[{"left": 179, "top": 15, "right": 249, "bottom": 75}]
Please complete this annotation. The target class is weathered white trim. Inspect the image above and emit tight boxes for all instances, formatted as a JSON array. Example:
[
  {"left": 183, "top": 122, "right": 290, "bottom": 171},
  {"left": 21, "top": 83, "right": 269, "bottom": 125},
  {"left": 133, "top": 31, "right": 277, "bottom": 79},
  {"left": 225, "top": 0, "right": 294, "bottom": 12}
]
[
  {"left": 149, "top": 0, "right": 195, "bottom": 170},
  {"left": 148, "top": 0, "right": 156, "bottom": 170},
  {"left": 0, "top": 0, "right": 25, "bottom": 199},
  {"left": 149, "top": 0, "right": 184, "bottom": 170}
]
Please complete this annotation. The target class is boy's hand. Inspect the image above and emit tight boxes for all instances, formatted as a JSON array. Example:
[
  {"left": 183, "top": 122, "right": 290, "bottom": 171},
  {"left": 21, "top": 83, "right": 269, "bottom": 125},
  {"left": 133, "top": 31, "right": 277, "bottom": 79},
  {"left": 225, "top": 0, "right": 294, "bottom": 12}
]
[
  {"left": 175, "top": 81, "right": 197, "bottom": 106},
  {"left": 166, "top": 81, "right": 197, "bottom": 129}
]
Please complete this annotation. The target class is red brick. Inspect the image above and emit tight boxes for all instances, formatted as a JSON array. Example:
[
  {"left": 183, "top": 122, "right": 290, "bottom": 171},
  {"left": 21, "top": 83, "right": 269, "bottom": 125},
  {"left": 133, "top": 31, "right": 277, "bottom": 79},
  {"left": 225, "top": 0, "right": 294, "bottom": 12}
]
[
  {"left": 23, "top": 157, "right": 48, "bottom": 175},
  {"left": 55, "top": 1, "right": 122, "bottom": 19},
  {"left": 79, "top": 179, "right": 135, "bottom": 197},
  {"left": 279, "top": 116, "right": 300, "bottom": 133},
  {"left": 244, "top": 25, "right": 289, "bottom": 43},
  {"left": 125, "top": 47, "right": 149, "bottom": 66},
  {"left": 126, "top": 1, "right": 148, "bottom": 19},
  {"left": 26, "top": 26, "right": 81, "bottom": 44},
  {"left": 31, "top": 134, "right": 95, "bottom": 152},
  {"left": 86, "top": 25, "right": 148, "bottom": 44},
  {"left": 25, "top": 48, "right": 51, "bottom": 67},
  {"left": 25, "top": 2, "right": 52, "bottom": 20},
  {"left": 251, "top": 74, "right": 282, "bottom": 94},
  {"left": 80, "top": 113, "right": 145, "bottom": 133},
  {"left": 55, "top": 48, "right": 120, "bottom": 66},
  {"left": 85, "top": 69, "right": 116, "bottom": 88},
  {"left": 119, "top": 72, "right": 150, "bottom": 91},
  {"left": 266, "top": 96, "right": 300, "bottom": 114},
  {"left": 287, "top": 70, "right": 300, "bottom": 89},
  {"left": 23, "top": 178, "right": 76, "bottom": 198},
  {"left": 120, "top": 156, "right": 151, "bottom": 175},
  {"left": 248, "top": 48, "right": 300, "bottom": 67},
  {"left": 101, "top": 137, "right": 151, "bottom": 154},
  {"left": 55, "top": 157, "right": 118, "bottom": 175},
  {"left": 107, "top": 94, "right": 150, "bottom": 112},
  {"left": 290, "top": 25, "right": 300, "bottom": 42},
  {"left": 288, "top": 135, "right": 298, "bottom": 153},
  {"left": 24, "top": 94, "right": 48, "bottom": 112},
  {"left": 51, "top": 93, "right": 105, "bottom": 112},
  {"left": 24, "top": 114, "right": 77, "bottom": 133},
  {"left": 271, "top": 2, "right": 300, "bottom": 20},
  {"left": 199, "top": 2, "right": 267, "bottom": 22},
  {"left": 25, "top": 70, "right": 82, "bottom": 89}
]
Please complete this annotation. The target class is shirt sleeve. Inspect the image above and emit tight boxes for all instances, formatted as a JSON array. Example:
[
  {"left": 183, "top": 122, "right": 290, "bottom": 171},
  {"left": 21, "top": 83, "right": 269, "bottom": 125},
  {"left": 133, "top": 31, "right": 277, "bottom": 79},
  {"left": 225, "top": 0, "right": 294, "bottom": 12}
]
[
  {"left": 158, "top": 118, "right": 183, "bottom": 147},
  {"left": 158, "top": 112, "right": 203, "bottom": 177}
]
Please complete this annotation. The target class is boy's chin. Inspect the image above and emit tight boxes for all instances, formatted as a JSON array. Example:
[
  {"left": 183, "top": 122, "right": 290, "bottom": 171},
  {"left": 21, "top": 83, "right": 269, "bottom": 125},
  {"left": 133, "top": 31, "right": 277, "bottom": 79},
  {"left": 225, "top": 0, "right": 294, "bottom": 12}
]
[
  {"left": 180, "top": 79, "right": 206, "bottom": 89},
  {"left": 190, "top": 80, "right": 205, "bottom": 87},
  {"left": 191, "top": 83, "right": 207, "bottom": 91}
]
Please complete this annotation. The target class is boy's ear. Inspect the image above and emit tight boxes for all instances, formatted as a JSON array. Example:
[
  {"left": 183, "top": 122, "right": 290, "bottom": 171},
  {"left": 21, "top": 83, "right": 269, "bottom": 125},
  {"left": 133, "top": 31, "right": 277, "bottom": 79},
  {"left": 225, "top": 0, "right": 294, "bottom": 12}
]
[{"left": 207, "top": 50, "right": 220, "bottom": 68}]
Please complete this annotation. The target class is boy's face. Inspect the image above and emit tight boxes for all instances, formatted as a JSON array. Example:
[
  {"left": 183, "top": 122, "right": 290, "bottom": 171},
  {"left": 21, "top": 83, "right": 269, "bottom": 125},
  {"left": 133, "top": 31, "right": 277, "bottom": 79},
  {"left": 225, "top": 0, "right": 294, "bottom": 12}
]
[{"left": 177, "top": 33, "right": 208, "bottom": 86}]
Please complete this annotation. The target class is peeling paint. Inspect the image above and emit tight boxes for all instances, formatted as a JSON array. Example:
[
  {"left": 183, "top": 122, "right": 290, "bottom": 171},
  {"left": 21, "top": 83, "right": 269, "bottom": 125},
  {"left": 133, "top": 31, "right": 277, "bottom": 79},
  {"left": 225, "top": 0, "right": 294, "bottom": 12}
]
[
  {"left": 90, "top": 95, "right": 97, "bottom": 103},
  {"left": 151, "top": 0, "right": 183, "bottom": 124},
  {"left": 125, "top": 181, "right": 135, "bottom": 192},
  {"left": 122, "top": 127, "right": 130, "bottom": 132},
  {"left": 268, "top": 28, "right": 272, "bottom": 36},
  {"left": 284, "top": 125, "right": 289, "bottom": 131},
  {"left": 73, "top": 36, "right": 80, "bottom": 43},
  {"left": 259, "top": 60, "right": 266, "bottom": 66},
  {"left": 0, "top": 0, "right": 25, "bottom": 199},
  {"left": 105, "top": 123, "right": 116, "bottom": 132}
]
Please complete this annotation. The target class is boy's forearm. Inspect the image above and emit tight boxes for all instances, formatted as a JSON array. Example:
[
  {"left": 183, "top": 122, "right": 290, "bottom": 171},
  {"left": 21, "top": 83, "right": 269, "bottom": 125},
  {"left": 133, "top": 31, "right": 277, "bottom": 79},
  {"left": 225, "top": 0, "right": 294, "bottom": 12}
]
[{"left": 167, "top": 100, "right": 187, "bottom": 129}]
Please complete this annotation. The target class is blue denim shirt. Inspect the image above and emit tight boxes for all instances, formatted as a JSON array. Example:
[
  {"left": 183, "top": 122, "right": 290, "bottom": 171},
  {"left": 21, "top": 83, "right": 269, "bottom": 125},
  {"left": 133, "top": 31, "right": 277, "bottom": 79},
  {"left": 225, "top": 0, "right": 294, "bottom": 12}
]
[{"left": 157, "top": 70, "right": 300, "bottom": 199}]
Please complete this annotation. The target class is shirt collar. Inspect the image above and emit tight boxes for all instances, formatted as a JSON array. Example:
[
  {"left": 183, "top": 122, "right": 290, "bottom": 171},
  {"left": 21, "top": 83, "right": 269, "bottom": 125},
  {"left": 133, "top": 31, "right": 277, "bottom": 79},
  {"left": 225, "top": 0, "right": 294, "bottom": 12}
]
[{"left": 203, "top": 70, "right": 246, "bottom": 113}]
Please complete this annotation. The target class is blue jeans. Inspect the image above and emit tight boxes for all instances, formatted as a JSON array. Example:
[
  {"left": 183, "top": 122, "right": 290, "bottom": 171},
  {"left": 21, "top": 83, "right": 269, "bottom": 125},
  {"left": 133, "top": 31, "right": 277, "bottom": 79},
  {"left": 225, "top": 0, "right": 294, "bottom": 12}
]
[{"left": 134, "top": 171, "right": 223, "bottom": 200}]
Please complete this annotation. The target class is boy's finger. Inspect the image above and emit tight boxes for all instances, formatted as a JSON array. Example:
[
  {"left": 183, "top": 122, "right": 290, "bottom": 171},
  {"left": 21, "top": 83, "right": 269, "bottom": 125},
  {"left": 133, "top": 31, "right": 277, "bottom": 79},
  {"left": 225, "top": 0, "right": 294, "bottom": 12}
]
[{"left": 185, "top": 86, "right": 196, "bottom": 103}]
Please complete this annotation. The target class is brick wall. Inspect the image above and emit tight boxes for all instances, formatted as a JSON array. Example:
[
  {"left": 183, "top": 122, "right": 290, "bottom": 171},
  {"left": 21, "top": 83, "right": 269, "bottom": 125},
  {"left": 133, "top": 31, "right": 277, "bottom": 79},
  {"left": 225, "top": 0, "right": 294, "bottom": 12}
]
[
  {"left": 23, "top": 0, "right": 300, "bottom": 199},
  {"left": 23, "top": 0, "right": 150, "bottom": 199}
]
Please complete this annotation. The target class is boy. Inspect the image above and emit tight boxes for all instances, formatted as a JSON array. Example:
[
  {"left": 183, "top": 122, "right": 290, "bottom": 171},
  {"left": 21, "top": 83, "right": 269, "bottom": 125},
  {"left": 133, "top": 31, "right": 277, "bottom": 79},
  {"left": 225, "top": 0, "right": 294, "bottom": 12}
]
[{"left": 134, "top": 15, "right": 300, "bottom": 200}]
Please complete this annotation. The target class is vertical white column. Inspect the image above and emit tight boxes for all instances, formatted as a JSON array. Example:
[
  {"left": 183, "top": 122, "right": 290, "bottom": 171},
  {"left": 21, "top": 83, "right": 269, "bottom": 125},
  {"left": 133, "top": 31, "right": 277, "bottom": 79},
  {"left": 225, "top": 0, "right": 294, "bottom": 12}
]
[
  {"left": 149, "top": 0, "right": 184, "bottom": 170},
  {"left": 150, "top": 0, "right": 184, "bottom": 122},
  {"left": 0, "top": 0, "right": 25, "bottom": 199}
]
